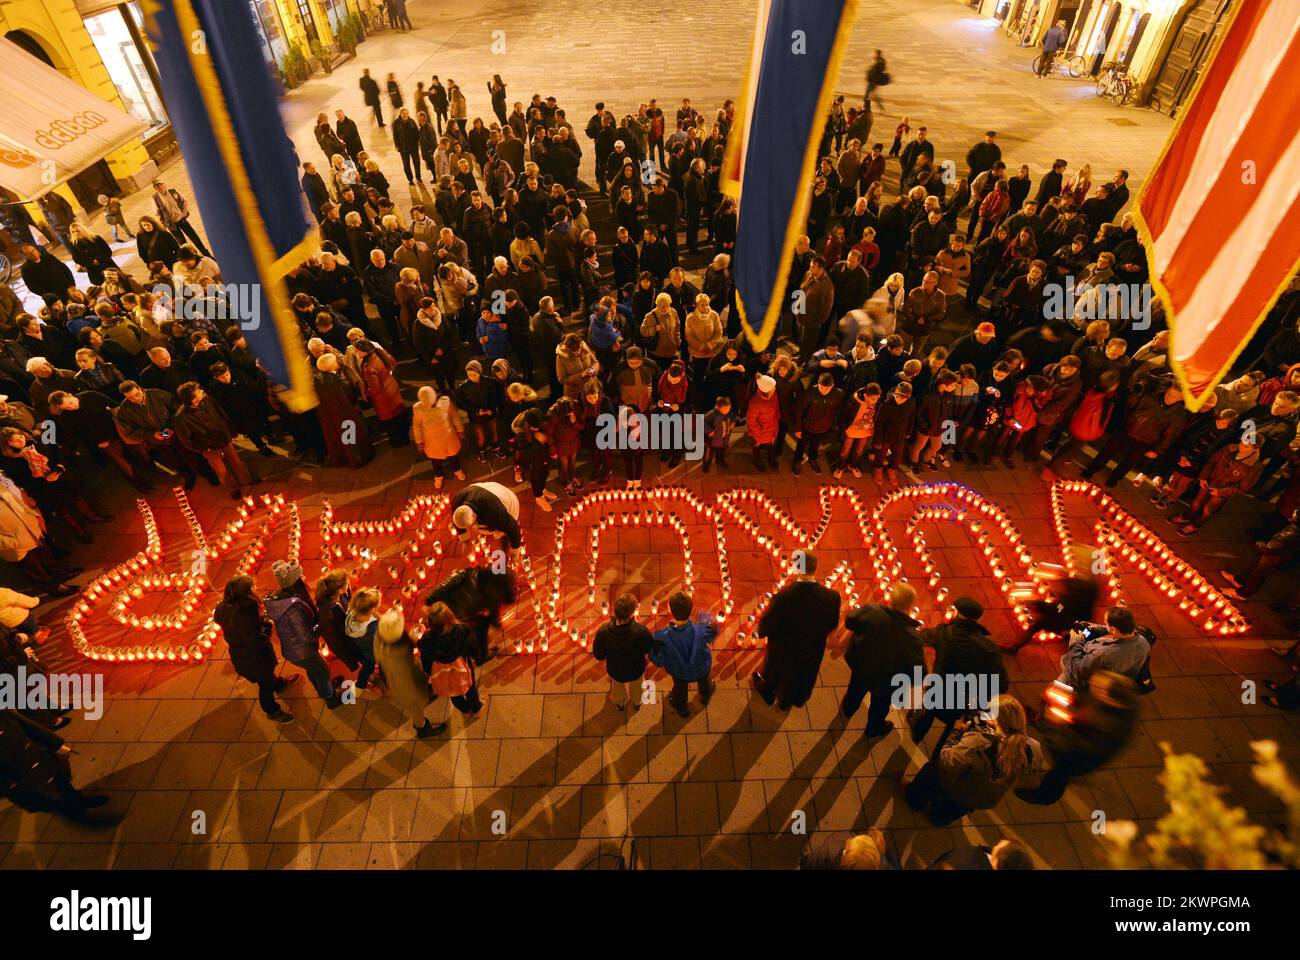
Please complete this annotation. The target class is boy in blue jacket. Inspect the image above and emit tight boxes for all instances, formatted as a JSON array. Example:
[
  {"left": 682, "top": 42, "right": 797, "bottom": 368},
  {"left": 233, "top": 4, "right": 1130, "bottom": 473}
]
[{"left": 651, "top": 591, "right": 717, "bottom": 717}]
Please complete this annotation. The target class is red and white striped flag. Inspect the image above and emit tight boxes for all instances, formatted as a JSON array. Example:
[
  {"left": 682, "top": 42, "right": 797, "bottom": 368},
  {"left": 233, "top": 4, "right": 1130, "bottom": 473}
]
[{"left": 1137, "top": 0, "right": 1300, "bottom": 409}]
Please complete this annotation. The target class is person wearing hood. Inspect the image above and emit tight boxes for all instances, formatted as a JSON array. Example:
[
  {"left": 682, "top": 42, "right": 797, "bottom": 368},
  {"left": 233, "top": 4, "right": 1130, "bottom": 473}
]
[
  {"left": 592, "top": 593, "right": 654, "bottom": 711},
  {"left": 555, "top": 332, "right": 599, "bottom": 400},
  {"left": 344, "top": 587, "right": 382, "bottom": 697},
  {"left": 420, "top": 602, "right": 483, "bottom": 728},
  {"left": 374, "top": 608, "right": 443, "bottom": 738},
  {"left": 841, "top": 583, "right": 923, "bottom": 736},
  {"left": 651, "top": 591, "right": 717, "bottom": 718},
  {"left": 587, "top": 298, "right": 624, "bottom": 375},
  {"left": 264, "top": 561, "right": 341, "bottom": 708},
  {"left": 214, "top": 574, "right": 297, "bottom": 723},
  {"left": 911, "top": 597, "right": 1008, "bottom": 748},
  {"left": 752, "top": 551, "right": 842, "bottom": 710},
  {"left": 411, "top": 385, "right": 466, "bottom": 490},
  {"left": 1257, "top": 363, "right": 1300, "bottom": 408}
]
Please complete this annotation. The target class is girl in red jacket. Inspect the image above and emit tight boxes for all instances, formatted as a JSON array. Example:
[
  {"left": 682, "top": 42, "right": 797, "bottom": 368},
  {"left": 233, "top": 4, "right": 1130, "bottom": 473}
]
[
  {"left": 989, "top": 375, "right": 1048, "bottom": 467},
  {"left": 746, "top": 373, "right": 782, "bottom": 471}
]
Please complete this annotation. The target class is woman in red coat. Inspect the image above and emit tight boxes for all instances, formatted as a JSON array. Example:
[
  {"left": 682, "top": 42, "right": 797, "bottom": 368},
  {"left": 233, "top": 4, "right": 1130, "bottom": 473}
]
[
  {"left": 746, "top": 373, "right": 782, "bottom": 471},
  {"left": 355, "top": 340, "right": 409, "bottom": 446},
  {"left": 547, "top": 397, "right": 583, "bottom": 497}
]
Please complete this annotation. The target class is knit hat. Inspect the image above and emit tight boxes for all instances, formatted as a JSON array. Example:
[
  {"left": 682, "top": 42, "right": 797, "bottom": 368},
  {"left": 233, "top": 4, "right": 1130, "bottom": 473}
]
[
  {"left": 756, "top": 374, "right": 776, "bottom": 394},
  {"left": 272, "top": 560, "right": 303, "bottom": 590},
  {"left": 953, "top": 597, "right": 983, "bottom": 620},
  {"left": 465, "top": 359, "right": 483, "bottom": 374},
  {"left": 491, "top": 358, "right": 510, "bottom": 373},
  {"left": 625, "top": 346, "right": 644, "bottom": 360}
]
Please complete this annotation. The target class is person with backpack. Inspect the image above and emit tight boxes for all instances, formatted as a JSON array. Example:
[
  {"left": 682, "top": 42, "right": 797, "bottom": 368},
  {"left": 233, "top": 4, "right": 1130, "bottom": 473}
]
[
  {"left": 420, "top": 601, "right": 483, "bottom": 728},
  {"left": 264, "top": 561, "right": 342, "bottom": 709},
  {"left": 214, "top": 574, "right": 297, "bottom": 723},
  {"left": 650, "top": 592, "right": 717, "bottom": 718}
]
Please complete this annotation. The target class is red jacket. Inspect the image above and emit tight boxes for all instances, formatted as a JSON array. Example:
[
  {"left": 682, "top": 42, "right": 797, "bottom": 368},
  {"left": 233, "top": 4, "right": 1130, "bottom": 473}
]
[
  {"left": 1004, "top": 381, "right": 1046, "bottom": 432},
  {"left": 1198, "top": 443, "right": 1262, "bottom": 497},
  {"left": 746, "top": 387, "right": 781, "bottom": 445}
]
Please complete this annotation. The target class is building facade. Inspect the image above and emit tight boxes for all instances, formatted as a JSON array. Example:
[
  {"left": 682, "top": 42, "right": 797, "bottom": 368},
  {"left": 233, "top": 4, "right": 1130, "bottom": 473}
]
[
  {"left": 0, "top": 0, "right": 374, "bottom": 224},
  {"left": 962, "top": 0, "right": 1235, "bottom": 114}
]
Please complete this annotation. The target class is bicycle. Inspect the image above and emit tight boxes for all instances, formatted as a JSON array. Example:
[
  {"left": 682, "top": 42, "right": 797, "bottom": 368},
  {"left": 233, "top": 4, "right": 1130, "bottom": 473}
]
[
  {"left": 1096, "top": 61, "right": 1134, "bottom": 105},
  {"left": 1032, "top": 51, "right": 1085, "bottom": 78}
]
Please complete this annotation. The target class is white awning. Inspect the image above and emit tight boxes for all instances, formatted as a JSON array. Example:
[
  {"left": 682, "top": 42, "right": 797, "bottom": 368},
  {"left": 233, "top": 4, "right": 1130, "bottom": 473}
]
[{"left": 0, "top": 38, "right": 148, "bottom": 200}]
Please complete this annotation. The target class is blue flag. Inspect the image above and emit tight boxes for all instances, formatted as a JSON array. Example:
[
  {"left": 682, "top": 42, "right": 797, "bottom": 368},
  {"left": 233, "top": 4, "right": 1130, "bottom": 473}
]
[
  {"left": 142, "top": 0, "right": 316, "bottom": 410},
  {"left": 723, "top": 0, "right": 859, "bottom": 351}
]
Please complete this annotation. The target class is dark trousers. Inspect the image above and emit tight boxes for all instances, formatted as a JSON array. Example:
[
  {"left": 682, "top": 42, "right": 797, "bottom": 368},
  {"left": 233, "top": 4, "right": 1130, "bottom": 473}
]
[
  {"left": 669, "top": 674, "right": 713, "bottom": 712},
  {"left": 904, "top": 759, "right": 972, "bottom": 825},
  {"left": 840, "top": 671, "right": 892, "bottom": 730},
  {"left": 251, "top": 669, "right": 281, "bottom": 717},
  {"left": 793, "top": 431, "right": 830, "bottom": 466},
  {"left": 557, "top": 269, "right": 580, "bottom": 311},
  {"left": 1081, "top": 432, "right": 1147, "bottom": 487},
  {"left": 399, "top": 149, "right": 422, "bottom": 182},
  {"left": 369, "top": 101, "right": 385, "bottom": 126},
  {"left": 170, "top": 217, "right": 210, "bottom": 256},
  {"left": 509, "top": 334, "right": 534, "bottom": 381},
  {"left": 290, "top": 651, "right": 335, "bottom": 701}
]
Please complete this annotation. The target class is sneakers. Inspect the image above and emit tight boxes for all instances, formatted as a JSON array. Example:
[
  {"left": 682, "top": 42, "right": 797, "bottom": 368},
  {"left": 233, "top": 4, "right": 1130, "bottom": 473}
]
[
  {"left": 808, "top": 460, "right": 822, "bottom": 475},
  {"left": 535, "top": 496, "right": 552, "bottom": 512},
  {"left": 832, "top": 468, "right": 845, "bottom": 480},
  {"left": 1175, "top": 523, "right": 1197, "bottom": 538},
  {"left": 936, "top": 454, "right": 951, "bottom": 468},
  {"left": 416, "top": 720, "right": 449, "bottom": 739},
  {"left": 454, "top": 469, "right": 466, "bottom": 480},
  {"left": 1130, "top": 472, "right": 1147, "bottom": 487},
  {"left": 477, "top": 449, "right": 488, "bottom": 463},
  {"left": 267, "top": 710, "right": 294, "bottom": 724},
  {"left": 1221, "top": 571, "right": 1244, "bottom": 589},
  {"left": 849, "top": 466, "right": 862, "bottom": 478},
  {"left": 792, "top": 461, "right": 802, "bottom": 476}
]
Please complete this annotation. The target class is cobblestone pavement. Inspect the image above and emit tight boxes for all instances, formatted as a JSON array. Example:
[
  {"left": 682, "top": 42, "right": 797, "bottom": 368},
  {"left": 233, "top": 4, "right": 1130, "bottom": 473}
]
[{"left": 7, "top": 2, "right": 1293, "bottom": 873}]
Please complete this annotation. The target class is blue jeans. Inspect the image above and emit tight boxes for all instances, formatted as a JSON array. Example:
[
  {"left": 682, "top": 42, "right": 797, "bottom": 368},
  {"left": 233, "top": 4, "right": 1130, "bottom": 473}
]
[{"left": 290, "top": 652, "right": 335, "bottom": 701}]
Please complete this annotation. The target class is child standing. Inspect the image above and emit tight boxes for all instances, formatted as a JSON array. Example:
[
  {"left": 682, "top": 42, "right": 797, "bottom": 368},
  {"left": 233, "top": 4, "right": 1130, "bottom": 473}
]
[
  {"left": 345, "top": 588, "right": 382, "bottom": 699},
  {"left": 650, "top": 591, "right": 718, "bottom": 718},
  {"left": 592, "top": 593, "right": 653, "bottom": 711},
  {"left": 99, "top": 194, "right": 133, "bottom": 242},
  {"left": 834, "top": 383, "right": 880, "bottom": 479},
  {"left": 703, "top": 395, "right": 736, "bottom": 472},
  {"left": 890, "top": 116, "right": 910, "bottom": 157}
]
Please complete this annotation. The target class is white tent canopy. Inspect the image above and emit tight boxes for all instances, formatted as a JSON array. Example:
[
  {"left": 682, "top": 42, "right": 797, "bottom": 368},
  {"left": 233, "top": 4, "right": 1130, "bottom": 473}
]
[{"left": 0, "top": 37, "right": 147, "bottom": 200}]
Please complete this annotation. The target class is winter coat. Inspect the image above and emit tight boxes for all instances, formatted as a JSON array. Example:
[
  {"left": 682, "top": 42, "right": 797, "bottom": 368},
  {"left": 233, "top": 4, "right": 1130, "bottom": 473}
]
[
  {"left": 358, "top": 350, "right": 405, "bottom": 420},
  {"left": 1036, "top": 366, "right": 1083, "bottom": 427},
  {"left": 1198, "top": 443, "right": 1262, "bottom": 497},
  {"left": 1004, "top": 381, "right": 1046, "bottom": 432},
  {"left": 796, "top": 387, "right": 845, "bottom": 435},
  {"left": 650, "top": 619, "right": 716, "bottom": 682},
  {"left": 555, "top": 342, "right": 598, "bottom": 399},
  {"left": 640, "top": 307, "right": 682, "bottom": 359},
  {"left": 843, "top": 603, "right": 923, "bottom": 684},
  {"left": 263, "top": 590, "right": 319, "bottom": 662},
  {"left": 915, "top": 389, "right": 959, "bottom": 437},
  {"left": 411, "top": 396, "right": 463, "bottom": 460},
  {"left": 373, "top": 611, "right": 430, "bottom": 718},
  {"left": 938, "top": 722, "right": 1044, "bottom": 811},
  {"left": 746, "top": 387, "right": 781, "bottom": 445},
  {"left": 757, "top": 580, "right": 842, "bottom": 708},
  {"left": 1122, "top": 389, "right": 1189, "bottom": 453},
  {"left": 214, "top": 594, "right": 277, "bottom": 680},
  {"left": 873, "top": 394, "right": 916, "bottom": 448},
  {"left": 684, "top": 309, "right": 724, "bottom": 359},
  {"left": 0, "top": 481, "right": 44, "bottom": 563},
  {"left": 1067, "top": 386, "right": 1117, "bottom": 443}
]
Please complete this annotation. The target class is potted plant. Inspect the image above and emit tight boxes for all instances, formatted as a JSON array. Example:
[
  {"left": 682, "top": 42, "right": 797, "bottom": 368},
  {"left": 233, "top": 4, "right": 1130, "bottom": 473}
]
[
  {"left": 309, "top": 38, "right": 332, "bottom": 74},
  {"left": 281, "top": 42, "right": 309, "bottom": 87}
]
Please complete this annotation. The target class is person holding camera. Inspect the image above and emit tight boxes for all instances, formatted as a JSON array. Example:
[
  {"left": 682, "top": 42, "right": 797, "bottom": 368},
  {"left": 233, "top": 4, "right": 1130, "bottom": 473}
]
[{"left": 1057, "top": 606, "right": 1153, "bottom": 691}]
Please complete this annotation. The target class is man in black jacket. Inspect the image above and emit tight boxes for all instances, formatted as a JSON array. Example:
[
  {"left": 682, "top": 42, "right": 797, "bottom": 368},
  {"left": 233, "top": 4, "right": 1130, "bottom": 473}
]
[
  {"left": 334, "top": 108, "right": 365, "bottom": 165},
  {"left": 792, "top": 373, "right": 844, "bottom": 475},
  {"left": 359, "top": 68, "right": 384, "bottom": 127},
  {"left": 300, "top": 162, "right": 331, "bottom": 223},
  {"left": 1034, "top": 159, "right": 1068, "bottom": 208},
  {"left": 965, "top": 131, "right": 1001, "bottom": 182},
  {"left": 451, "top": 481, "right": 522, "bottom": 557},
  {"left": 752, "top": 551, "right": 842, "bottom": 709},
  {"left": 18, "top": 245, "right": 74, "bottom": 301},
  {"left": 46, "top": 389, "right": 152, "bottom": 491},
  {"left": 911, "top": 597, "right": 1007, "bottom": 748},
  {"left": 841, "top": 582, "right": 923, "bottom": 736},
  {"left": 392, "top": 107, "right": 421, "bottom": 183}
]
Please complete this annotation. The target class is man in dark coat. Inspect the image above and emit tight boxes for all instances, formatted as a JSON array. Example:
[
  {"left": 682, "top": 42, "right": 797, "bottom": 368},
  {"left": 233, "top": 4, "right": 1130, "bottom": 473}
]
[
  {"left": 841, "top": 582, "right": 923, "bottom": 735},
  {"left": 334, "top": 109, "right": 365, "bottom": 164},
  {"left": 300, "top": 162, "right": 331, "bottom": 222},
  {"left": 592, "top": 593, "right": 654, "bottom": 711},
  {"left": 0, "top": 706, "right": 118, "bottom": 823},
  {"left": 911, "top": 597, "right": 1008, "bottom": 747},
  {"left": 1035, "top": 159, "right": 1068, "bottom": 208},
  {"left": 359, "top": 68, "right": 384, "bottom": 126},
  {"left": 752, "top": 551, "right": 842, "bottom": 709},
  {"left": 965, "top": 131, "right": 1001, "bottom": 182},
  {"left": 18, "top": 245, "right": 74, "bottom": 301}
]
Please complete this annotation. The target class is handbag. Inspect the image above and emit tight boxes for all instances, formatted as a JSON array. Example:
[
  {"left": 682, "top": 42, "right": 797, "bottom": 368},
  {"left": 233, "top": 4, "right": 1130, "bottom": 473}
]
[{"left": 429, "top": 656, "right": 473, "bottom": 697}]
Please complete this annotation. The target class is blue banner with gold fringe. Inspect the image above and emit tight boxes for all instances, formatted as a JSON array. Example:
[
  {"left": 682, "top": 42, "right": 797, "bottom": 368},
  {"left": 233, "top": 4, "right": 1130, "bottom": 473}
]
[
  {"left": 142, "top": 0, "right": 316, "bottom": 410},
  {"left": 722, "top": 0, "right": 859, "bottom": 352}
]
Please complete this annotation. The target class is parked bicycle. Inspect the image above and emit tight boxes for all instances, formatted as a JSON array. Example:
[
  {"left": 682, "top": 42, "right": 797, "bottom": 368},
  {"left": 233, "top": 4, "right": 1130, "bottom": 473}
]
[
  {"left": 1096, "top": 61, "right": 1134, "bottom": 104},
  {"left": 1032, "top": 50, "right": 1086, "bottom": 78}
]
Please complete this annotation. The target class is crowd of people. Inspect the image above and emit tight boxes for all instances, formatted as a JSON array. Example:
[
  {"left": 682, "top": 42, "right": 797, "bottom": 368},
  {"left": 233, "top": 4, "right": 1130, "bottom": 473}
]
[{"left": 2, "top": 52, "right": 1299, "bottom": 854}]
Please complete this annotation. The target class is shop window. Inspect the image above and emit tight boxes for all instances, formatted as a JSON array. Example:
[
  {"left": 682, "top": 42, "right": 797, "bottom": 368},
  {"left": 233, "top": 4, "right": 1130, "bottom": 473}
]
[{"left": 83, "top": 6, "right": 167, "bottom": 135}]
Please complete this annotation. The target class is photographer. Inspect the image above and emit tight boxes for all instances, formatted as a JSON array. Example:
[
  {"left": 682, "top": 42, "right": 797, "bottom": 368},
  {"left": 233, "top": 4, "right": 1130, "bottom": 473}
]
[{"left": 1057, "top": 606, "right": 1154, "bottom": 691}]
